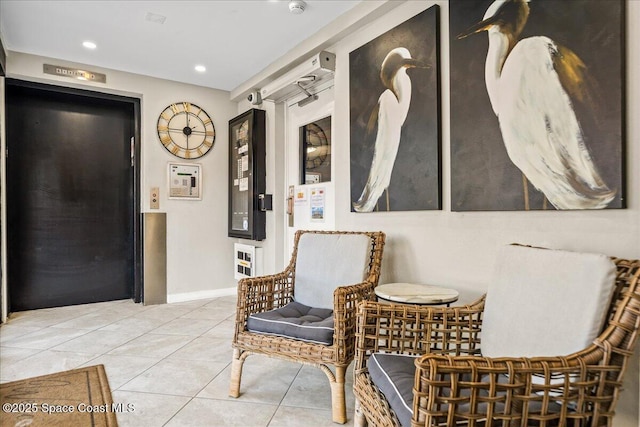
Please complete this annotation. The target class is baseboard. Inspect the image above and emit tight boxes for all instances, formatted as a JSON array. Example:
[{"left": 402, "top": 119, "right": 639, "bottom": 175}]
[{"left": 166, "top": 287, "right": 236, "bottom": 304}]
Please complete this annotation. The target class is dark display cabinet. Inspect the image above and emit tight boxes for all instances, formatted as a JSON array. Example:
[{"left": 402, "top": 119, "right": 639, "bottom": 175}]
[{"left": 228, "top": 109, "right": 266, "bottom": 241}]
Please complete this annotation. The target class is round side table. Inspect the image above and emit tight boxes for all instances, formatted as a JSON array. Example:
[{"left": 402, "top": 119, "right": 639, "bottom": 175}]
[{"left": 374, "top": 283, "right": 459, "bottom": 306}]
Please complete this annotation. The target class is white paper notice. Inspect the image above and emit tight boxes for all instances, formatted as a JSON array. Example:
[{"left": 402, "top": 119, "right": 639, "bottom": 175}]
[
  {"left": 239, "top": 177, "right": 249, "bottom": 192},
  {"left": 310, "top": 187, "right": 325, "bottom": 221}
]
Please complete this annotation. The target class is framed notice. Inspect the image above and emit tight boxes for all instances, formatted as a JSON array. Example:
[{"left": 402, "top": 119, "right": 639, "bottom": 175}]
[
  {"left": 228, "top": 109, "right": 266, "bottom": 240},
  {"left": 168, "top": 162, "right": 202, "bottom": 200}
]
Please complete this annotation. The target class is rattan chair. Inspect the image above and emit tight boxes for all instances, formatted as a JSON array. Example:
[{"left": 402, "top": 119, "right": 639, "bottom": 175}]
[
  {"left": 353, "top": 248, "right": 640, "bottom": 427},
  {"left": 230, "top": 230, "right": 385, "bottom": 424}
]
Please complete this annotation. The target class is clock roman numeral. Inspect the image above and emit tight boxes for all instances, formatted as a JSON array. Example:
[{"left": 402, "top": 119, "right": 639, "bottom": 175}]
[
  {"left": 160, "top": 135, "right": 172, "bottom": 146},
  {"left": 170, "top": 104, "right": 180, "bottom": 114},
  {"left": 202, "top": 118, "right": 212, "bottom": 125},
  {"left": 171, "top": 145, "right": 180, "bottom": 156},
  {"left": 183, "top": 102, "right": 191, "bottom": 112}
]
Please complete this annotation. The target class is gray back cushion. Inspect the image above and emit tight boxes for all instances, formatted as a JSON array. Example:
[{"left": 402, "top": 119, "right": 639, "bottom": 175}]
[
  {"left": 294, "top": 233, "right": 371, "bottom": 309},
  {"left": 482, "top": 245, "right": 616, "bottom": 358}
]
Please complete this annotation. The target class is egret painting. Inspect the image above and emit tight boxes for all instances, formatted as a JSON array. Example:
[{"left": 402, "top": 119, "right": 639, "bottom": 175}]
[
  {"left": 350, "top": 5, "right": 441, "bottom": 212},
  {"left": 450, "top": 0, "right": 625, "bottom": 211}
]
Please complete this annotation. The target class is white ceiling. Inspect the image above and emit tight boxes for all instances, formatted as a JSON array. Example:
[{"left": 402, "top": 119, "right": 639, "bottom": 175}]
[{"left": 0, "top": 0, "right": 360, "bottom": 91}]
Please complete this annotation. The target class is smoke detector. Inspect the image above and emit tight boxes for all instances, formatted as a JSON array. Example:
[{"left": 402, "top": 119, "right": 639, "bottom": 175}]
[{"left": 288, "top": 0, "right": 306, "bottom": 15}]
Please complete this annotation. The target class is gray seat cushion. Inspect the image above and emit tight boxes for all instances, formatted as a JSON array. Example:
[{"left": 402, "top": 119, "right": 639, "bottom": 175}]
[
  {"left": 368, "top": 353, "right": 563, "bottom": 427},
  {"left": 247, "top": 301, "right": 334, "bottom": 345},
  {"left": 368, "top": 353, "right": 416, "bottom": 427}
]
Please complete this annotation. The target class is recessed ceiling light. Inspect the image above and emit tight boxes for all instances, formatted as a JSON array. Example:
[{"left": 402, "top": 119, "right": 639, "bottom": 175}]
[
  {"left": 145, "top": 12, "right": 167, "bottom": 24},
  {"left": 82, "top": 41, "right": 97, "bottom": 50},
  {"left": 195, "top": 65, "right": 206, "bottom": 73}
]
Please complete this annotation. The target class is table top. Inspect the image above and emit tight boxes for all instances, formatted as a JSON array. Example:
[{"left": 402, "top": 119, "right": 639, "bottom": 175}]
[{"left": 374, "top": 283, "right": 459, "bottom": 305}]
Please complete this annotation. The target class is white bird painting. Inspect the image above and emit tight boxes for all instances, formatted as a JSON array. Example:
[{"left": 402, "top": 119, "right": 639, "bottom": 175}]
[
  {"left": 352, "top": 47, "right": 425, "bottom": 212},
  {"left": 458, "top": 0, "right": 616, "bottom": 210}
]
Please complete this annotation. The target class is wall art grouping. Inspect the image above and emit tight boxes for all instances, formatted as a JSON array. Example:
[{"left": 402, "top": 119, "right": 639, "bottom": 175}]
[
  {"left": 449, "top": 0, "right": 625, "bottom": 211},
  {"left": 349, "top": 5, "right": 441, "bottom": 212}
]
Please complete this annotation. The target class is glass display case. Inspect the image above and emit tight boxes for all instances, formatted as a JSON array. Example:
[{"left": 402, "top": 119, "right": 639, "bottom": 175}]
[{"left": 228, "top": 109, "right": 266, "bottom": 240}]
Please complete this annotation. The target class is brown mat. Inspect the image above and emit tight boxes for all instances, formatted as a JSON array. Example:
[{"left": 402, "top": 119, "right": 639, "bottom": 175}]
[{"left": 1, "top": 364, "right": 118, "bottom": 426}]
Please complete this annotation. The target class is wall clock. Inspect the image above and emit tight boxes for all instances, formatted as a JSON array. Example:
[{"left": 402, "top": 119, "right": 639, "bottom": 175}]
[
  {"left": 157, "top": 102, "right": 215, "bottom": 159},
  {"left": 304, "top": 122, "right": 329, "bottom": 169}
]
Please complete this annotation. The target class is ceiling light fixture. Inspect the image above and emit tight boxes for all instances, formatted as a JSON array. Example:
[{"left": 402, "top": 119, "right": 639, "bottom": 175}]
[
  {"left": 82, "top": 41, "right": 97, "bottom": 50},
  {"left": 194, "top": 65, "right": 206, "bottom": 73},
  {"left": 288, "top": 0, "right": 306, "bottom": 15}
]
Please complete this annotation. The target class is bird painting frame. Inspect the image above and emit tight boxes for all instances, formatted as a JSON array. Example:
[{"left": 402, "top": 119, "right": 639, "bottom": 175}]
[
  {"left": 450, "top": 0, "right": 626, "bottom": 211},
  {"left": 349, "top": 5, "right": 441, "bottom": 213}
]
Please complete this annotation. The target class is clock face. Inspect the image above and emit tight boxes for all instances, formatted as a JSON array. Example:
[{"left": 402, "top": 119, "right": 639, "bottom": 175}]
[
  {"left": 157, "top": 102, "right": 215, "bottom": 159},
  {"left": 304, "top": 122, "right": 329, "bottom": 170}
]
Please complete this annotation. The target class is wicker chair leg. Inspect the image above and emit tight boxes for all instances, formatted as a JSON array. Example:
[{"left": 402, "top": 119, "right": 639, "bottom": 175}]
[
  {"left": 328, "top": 365, "right": 347, "bottom": 424},
  {"left": 229, "top": 349, "right": 245, "bottom": 398},
  {"left": 354, "top": 398, "right": 367, "bottom": 427}
]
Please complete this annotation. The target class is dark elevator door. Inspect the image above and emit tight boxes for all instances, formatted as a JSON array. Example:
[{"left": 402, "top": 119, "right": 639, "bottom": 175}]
[{"left": 6, "top": 81, "right": 135, "bottom": 311}]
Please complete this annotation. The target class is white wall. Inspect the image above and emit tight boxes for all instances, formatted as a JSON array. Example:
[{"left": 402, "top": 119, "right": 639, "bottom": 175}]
[
  {"left": 4, "top": 52, "right": 240, "bottom": 302},
  {"left": 255, "top": 0, "right": 638, "bottom": 424},
  {"left": 329, "top": 1, "right": 639, "bottom": 425}
]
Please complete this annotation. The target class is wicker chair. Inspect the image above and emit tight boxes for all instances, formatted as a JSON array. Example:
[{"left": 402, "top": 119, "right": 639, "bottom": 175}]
[
  {"left": 231, "top": 230, "right": 385, "bottom": 424},
  {"left": 353, "top": 247, "right": 640, "bottom": 427}
]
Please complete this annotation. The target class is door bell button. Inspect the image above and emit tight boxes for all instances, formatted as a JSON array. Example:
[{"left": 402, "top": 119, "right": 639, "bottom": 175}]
[{"left": 151, "top": 187, "right": 160, "bottom": 209}]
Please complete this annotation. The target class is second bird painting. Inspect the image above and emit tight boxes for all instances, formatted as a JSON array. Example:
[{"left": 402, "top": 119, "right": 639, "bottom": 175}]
[
  {"left": 350, "top": 5, "right": 441, "bottom": 212},
  {"left": 450, "top": 0, "right": 625, "bottom": 211}
]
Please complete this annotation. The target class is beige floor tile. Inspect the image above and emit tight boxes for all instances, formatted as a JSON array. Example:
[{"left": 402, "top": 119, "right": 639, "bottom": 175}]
[
  {"left": 0, "top": 349, "right": 100, "bottom": 382},
  {"left": 0, "top": 347, "right": 42, "bottom": 369},
  {"left": 4, "top": 310, "right": 84, "bottom": 328},
  {"left": 108, "top": 333, "right": 194, "bottom": 358},
  {"left": 179, "top": 306, "right": 234, "bottom": 322},
  {"left": 198, "top": 356, "right": 300, "bottom": 405},
  {"left": 149, "top": 317, "right": 215, "bottom": 336},
  {"left": 80, "top": 354, "right": 161, "bottom": 389},
  {"left": 119, "top": 358, "right": 228, "bottom": 397},
  {"left": 131, "top": 305, "right": 194, "bottom": 321},
  {"left": 202, "top": 319, "right": 235, "bottom": 340},
  {"left": 269, "top": 405, "right": 355, "bottom": 427},
  {"left": 50, "top": 311, "right": 127, "bottom": 330},
  {"left": 112, "top": 390, "right": 191, "bottom": 427},
  {"left": 52, "top": 329, "right": 141, "bottom": 354},
  {"left": 281, "top": 365, "right": 356, "bottom": 412},
  {"left": 0, "top": 298, "right": 362, "bottom": 426},
  {"left": 165, "top": 398, "right": 277, "bottom": 427},
  {"left": 1, "top": 327, "right": 89, "bottom": 350},
  {"left": 167, "top": 299, "right": 214, "bottom": 309},
  {"left": 0, "top": 324, "right": 42, "bottom": 343},
  {"left": 168, "top": 336, "right": 233, "bottom": 363},
  {"left": 98, "top": 315, "right": 171, "bottom": 335}
]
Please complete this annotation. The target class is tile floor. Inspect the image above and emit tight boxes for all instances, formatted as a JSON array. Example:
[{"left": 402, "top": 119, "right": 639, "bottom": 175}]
[{"left": 0, "top": 296, "right": 356, "bottom": 426}]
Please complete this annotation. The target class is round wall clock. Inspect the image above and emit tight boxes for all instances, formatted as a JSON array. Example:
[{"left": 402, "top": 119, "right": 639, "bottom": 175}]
[
  {"left": 157, "top": 102, "right": 215, "bottom": 159},
  {"left": 305, "top": 122, "right": 329, "bottom": 169}
]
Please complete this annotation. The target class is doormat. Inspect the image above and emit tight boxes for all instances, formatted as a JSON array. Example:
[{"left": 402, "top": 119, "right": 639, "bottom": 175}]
[{"left": 0, "top": 364, "right": 118, "bottom": 426}]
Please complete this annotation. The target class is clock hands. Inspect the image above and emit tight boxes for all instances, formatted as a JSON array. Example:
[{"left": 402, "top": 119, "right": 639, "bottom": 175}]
[{"left": 166, "top": 127, "right": 208, "bottom": 135}]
